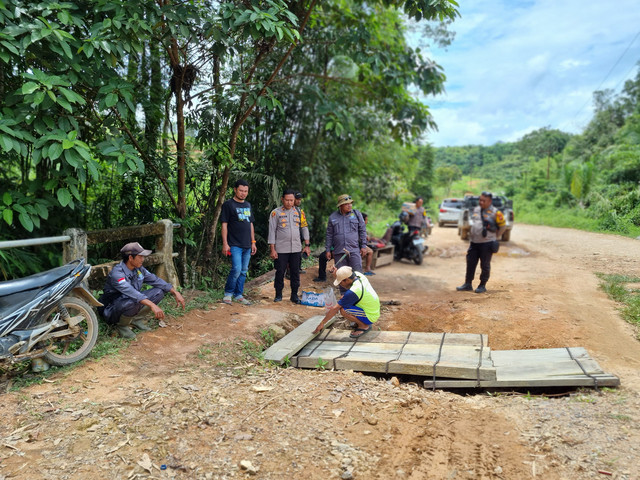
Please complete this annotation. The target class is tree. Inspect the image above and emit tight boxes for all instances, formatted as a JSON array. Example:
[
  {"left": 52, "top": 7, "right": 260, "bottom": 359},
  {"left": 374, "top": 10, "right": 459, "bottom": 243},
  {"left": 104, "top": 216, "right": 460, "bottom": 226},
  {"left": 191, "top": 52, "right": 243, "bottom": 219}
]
[
  {"left": 518, "top": 127, "right": 570, "bottom": 179},
  {"left": 435, "top": 165, "right": 461, "bottom": 196}
]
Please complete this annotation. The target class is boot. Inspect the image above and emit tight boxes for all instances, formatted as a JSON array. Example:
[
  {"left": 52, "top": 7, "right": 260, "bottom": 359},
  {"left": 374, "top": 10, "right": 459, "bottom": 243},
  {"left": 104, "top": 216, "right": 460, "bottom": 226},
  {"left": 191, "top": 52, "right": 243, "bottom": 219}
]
[
  {"left": 131, "top": 318, "right": 152, "bottom": 331},
  {"left": 456, "top": 283, "right": 473, "bottom": 291},
  {"left": 290, "top": 292, "right": 301, "bottom": 304},
  {"left": 117, "top": 315, "right": 137, "bottom": 339},
  {"left": 116, "top": 325, "right": 136, "bottom": 339}
]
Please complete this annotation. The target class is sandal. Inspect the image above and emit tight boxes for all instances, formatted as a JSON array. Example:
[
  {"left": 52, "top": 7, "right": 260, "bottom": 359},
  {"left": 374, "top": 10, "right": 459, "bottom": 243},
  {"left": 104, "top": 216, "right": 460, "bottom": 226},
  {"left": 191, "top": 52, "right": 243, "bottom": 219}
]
[{"left": 349, "top": 325, "right": 372, "bottom": 339}]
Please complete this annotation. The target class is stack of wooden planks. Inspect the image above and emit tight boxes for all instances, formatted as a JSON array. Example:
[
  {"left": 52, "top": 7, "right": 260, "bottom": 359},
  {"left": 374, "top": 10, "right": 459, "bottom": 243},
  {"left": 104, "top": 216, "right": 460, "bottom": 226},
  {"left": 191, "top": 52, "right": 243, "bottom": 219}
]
[{"left": 263, "top": 316, "right": 620, "bottom": 389}]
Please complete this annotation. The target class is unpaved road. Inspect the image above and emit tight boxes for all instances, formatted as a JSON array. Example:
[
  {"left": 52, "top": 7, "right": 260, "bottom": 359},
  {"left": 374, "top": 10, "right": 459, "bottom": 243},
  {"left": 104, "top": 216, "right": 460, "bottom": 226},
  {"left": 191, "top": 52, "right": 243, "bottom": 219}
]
[{"left": 1, "top": 224, "right": 640, "bottom": 479}]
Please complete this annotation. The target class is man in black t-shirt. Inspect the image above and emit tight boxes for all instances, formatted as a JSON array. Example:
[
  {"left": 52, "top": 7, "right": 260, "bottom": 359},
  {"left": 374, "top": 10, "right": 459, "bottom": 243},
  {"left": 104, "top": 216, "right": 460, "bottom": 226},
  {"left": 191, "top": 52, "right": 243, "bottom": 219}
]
[{"left": 220, "top": 179, "right": 257, "bottom": 305}]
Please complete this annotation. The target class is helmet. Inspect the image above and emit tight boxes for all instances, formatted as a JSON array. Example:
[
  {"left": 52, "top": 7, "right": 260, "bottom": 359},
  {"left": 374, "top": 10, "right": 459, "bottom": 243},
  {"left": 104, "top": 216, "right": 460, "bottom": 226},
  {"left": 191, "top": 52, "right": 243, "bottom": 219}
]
[{"left": 399, "top": 211, "right": 409, "bottom": 223}]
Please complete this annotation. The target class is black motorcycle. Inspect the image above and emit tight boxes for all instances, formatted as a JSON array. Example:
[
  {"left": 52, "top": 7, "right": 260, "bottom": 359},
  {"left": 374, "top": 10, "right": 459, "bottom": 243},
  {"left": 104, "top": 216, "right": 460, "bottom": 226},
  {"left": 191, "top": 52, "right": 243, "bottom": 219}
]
[
  {"left": 387, "top": 212, "right": 428, "bottom": 265},
  {"left": 0, "top": 259, "right": 101, "bottom": 367}
]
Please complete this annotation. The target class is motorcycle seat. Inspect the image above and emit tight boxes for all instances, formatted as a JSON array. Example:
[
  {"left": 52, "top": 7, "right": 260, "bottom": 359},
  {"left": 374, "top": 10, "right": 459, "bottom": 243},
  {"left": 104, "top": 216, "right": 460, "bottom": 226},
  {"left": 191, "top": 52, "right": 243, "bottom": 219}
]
[{"left": 0, "top": 263, "right": 78, "bottom": 298}]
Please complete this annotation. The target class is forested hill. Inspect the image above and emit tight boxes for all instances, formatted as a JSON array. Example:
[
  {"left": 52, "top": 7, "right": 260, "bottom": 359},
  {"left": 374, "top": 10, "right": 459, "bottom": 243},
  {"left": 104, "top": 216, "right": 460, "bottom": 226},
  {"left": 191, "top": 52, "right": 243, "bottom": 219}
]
[{"left": 433, "top": 67, "right": 640, "bottom": 237}]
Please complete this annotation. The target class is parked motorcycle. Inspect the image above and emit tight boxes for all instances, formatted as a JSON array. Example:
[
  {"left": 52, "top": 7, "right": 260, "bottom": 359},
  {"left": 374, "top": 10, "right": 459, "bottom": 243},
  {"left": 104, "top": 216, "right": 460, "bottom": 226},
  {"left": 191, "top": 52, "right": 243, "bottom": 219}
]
[
  {"left": 0, "top": 259, "right": 101, "bottom": 367},
  {"left": 386, "top": 212, "right": 428, "bottom": 265}
]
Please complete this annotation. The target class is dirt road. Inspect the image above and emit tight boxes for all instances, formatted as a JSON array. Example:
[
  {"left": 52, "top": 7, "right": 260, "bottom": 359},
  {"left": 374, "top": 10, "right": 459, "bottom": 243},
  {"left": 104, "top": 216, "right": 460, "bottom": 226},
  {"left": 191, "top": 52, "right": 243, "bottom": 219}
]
[{"left": 1, "top": 225, "right": 639, "bottom": 479}]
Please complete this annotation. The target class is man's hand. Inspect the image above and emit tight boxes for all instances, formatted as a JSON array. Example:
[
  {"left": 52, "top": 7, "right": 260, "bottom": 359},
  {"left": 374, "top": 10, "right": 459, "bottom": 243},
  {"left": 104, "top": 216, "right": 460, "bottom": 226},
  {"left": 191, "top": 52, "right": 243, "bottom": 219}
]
[
  {"left": 222, "top": 243, "right": 230, "bottom": 256},
  {"left": 172, "top": 289, "right": 186, "bottom": 310},
  {"left": 313, "top": 320, "right": 325, "bottom": 335},
  {"left": 303, "top": 245, "right": 311, "bottom": 257},
  {"left": 360, "top": 247, "right": 367, "bottom": 258},
  {"left": 251, "top": 243, "right": 257, "bottom": 255},
  {"left": 325, "top": 251, "right": 332, "bottom": 261},
  {"left": 150, "top": 303, "right": 165, "bottom": 319},
  {"left": 270, "top": 247, "right": 278, "bottom": 260}
]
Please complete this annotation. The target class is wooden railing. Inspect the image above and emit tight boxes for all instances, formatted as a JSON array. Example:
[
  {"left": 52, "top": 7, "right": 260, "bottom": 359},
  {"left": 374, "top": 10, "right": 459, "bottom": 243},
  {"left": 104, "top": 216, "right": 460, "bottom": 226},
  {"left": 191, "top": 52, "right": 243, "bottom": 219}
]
[
  {"left": 0, "top": 220, "right": 180, "bottom": 289},
  {"left": 64, "top": 219, "right": 180, "bottom": 289}
]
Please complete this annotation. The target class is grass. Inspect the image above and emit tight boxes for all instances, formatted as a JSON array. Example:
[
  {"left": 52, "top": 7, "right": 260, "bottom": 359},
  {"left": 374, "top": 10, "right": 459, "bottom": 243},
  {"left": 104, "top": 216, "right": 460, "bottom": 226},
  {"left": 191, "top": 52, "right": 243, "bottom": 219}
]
[{"left": 596, "top": 273, "right": 640, "bottom": 336}]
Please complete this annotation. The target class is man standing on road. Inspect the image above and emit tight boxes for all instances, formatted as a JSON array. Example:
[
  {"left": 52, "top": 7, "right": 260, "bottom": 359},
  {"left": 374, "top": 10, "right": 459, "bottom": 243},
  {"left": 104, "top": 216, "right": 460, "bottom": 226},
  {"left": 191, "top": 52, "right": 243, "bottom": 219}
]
[
  {"left": 221, "top": 179, "right": 257, "bottom": 305},
  {"left": 456, "top": 191, "right": 506, "bottom": 294},
  {"left": 98, "top": 242, "right": 186, "bottom": 338},
  {"left": 408, "top": 196, "right": 426, "bottom": 231},
  {"left": 325, "top": 194, "right": 367, "bottom": 275},
  {"left": 269, "top": 189, "right": 311, "bottom": 303}
]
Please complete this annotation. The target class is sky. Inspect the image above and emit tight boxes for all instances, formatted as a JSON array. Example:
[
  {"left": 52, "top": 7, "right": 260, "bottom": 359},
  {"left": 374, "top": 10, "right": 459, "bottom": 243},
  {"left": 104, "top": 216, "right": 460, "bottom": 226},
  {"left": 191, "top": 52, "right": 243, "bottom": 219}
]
[{"left": 414, "top": 0, "right": 640, "bottom": 147}]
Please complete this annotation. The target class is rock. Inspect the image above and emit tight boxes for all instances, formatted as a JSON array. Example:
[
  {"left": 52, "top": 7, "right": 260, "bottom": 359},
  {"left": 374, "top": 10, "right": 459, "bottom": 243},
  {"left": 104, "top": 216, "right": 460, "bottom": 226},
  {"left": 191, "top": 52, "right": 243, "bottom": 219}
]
[
  {"left": 341, "top": 471, "right": 353, "bottom": 480},
  {"left": 239, "top": 460, "right": 258, "bottom": 475},
  {"left": 494, "top": 466, "right": 503, "bottom": 474},
  {"left": 390, "top": 377, "right": 400, "bottom": 387},
  {"left": 268, "top": 325, "right": 286, "bottom": 341}
]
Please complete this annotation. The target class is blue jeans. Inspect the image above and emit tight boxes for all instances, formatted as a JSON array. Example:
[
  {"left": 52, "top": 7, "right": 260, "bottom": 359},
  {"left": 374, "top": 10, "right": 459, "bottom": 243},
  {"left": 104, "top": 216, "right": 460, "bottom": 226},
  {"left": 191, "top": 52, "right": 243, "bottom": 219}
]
[{"left": 225, "top": 246, "right": 251, "bottom": 298}]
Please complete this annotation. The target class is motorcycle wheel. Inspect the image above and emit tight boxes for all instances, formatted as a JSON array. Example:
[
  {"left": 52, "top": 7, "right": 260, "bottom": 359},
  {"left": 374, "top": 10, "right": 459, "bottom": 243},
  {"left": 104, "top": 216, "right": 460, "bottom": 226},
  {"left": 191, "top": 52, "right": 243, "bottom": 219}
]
[
  {"left": 43, "top": 296, "right": 99, "bottom": 366},
  {"left": 413, "top": 248, "right": 423, "bottom": 265}
]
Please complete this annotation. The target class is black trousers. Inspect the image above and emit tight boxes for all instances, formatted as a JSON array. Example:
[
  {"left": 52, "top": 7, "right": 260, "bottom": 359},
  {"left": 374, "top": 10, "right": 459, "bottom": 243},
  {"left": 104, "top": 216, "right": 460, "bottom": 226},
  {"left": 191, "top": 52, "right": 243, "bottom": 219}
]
[
  {"left": 317, "top": 253, "right": 328, "bottom": 280},
  {"left": 465, "top": 242, "right": 494, "bottom": 285},
  {"left": 275, "top": 252, "right": 301, "bottom": 297}
]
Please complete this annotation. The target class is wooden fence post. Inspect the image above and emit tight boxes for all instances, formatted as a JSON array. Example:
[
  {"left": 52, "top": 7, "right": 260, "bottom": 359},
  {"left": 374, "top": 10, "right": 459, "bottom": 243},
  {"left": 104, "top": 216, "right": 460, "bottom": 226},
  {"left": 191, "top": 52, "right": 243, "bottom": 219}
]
[
  {"left": 63, "top": 228, "right": 88, "bottom": 287},
  {"left": 63, "top": 228, "right": 87, "bottom": 264},
  {"left": 154, "top": 219, "right": 180, "bottom": 288}
]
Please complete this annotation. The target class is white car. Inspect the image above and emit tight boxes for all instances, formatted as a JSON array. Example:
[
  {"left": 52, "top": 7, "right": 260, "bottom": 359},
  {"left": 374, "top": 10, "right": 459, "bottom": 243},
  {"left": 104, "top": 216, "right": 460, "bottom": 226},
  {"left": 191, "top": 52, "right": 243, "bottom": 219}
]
[{"left": 438, "top": 198, "right": 463, "bottom": 227}]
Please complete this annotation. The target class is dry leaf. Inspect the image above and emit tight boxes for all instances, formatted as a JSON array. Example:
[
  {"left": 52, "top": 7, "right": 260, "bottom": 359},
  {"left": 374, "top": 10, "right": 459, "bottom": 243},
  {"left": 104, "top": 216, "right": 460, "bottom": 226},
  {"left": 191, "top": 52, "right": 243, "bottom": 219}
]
[
  {"left": 137, "top": 453, "right": 152, "bottom": 473},
  {"left": 252, "top": 386, "right": 274, "bottom": 392}
]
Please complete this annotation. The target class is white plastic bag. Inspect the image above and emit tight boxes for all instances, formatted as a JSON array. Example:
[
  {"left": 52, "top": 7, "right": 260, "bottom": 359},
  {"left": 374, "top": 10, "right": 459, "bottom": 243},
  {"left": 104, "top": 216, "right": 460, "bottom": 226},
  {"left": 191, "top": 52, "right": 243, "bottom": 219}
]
[{"left": 323, "top": 286, "right": 337, "bottom": 312}]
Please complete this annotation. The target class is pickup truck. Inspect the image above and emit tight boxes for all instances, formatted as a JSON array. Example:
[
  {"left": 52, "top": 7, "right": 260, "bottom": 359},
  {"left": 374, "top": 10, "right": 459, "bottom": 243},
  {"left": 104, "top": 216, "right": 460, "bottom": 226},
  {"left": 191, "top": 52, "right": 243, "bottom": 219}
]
[{"left": 457, "top": 194, "right": 514, "bottom": 241}]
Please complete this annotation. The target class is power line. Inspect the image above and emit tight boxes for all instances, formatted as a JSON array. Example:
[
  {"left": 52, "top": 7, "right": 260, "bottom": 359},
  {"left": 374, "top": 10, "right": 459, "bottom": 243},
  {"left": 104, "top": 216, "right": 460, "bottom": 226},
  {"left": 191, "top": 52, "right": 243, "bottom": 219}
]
[{"left": 572, "top": 29, "right": 640, "bottom": 125}]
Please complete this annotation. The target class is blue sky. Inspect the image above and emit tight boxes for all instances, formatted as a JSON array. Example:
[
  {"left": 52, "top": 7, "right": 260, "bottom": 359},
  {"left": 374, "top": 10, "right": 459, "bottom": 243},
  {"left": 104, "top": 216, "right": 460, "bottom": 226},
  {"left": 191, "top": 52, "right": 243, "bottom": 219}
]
[{"left": 415, "top": 0, "right": 640, "bottom": 147}]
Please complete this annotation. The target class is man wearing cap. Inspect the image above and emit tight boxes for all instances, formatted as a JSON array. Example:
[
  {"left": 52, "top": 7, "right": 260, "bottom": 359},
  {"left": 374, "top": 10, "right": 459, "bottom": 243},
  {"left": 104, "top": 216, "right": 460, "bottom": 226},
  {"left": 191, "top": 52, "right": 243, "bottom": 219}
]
[
  {"left": 268, "top": 189, "right": 311, "bottom": 303},
  {"left": 98, "top": 242, "right": 186, "bottom": 338},
  {"left": 313, "top": 266, "right": 380, "bottom": 339},
  {"left": 325, "top": 194, "right": 368, "bottom": 276}
]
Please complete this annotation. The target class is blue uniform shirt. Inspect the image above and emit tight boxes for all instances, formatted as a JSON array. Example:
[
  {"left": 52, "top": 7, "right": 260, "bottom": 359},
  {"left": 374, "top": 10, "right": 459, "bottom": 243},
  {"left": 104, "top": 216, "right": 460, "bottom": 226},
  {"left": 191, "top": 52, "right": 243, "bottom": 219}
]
[{"left": 103, "top": 261, "right": 173, "bottom": 303}]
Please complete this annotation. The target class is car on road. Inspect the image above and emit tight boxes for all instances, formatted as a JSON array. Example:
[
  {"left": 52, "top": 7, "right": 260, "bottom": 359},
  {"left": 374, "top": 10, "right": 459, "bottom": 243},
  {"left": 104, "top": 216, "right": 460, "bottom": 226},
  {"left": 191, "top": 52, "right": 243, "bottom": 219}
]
[
  {"left": 438, "top": 198, "right": 463, "bottom": 227},
  {"left": 457, "top": 194, "right": 514, "bottom": 241}
]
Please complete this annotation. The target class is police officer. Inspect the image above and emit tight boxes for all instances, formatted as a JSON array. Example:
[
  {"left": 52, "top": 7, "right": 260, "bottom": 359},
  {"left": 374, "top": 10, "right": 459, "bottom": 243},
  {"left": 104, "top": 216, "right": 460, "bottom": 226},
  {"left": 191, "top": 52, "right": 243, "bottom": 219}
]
[
  {"left": 268, "top": 189, "right": 311, "bottom": 303},
  {"left": 456, "top": 192, "right": 506, "bottom": 293},
  {"left": 325, "top": 194, "right": 367, "bottom": 274},
  {"left": 98, "top": 242, "right": 186, "bottom": 338}
]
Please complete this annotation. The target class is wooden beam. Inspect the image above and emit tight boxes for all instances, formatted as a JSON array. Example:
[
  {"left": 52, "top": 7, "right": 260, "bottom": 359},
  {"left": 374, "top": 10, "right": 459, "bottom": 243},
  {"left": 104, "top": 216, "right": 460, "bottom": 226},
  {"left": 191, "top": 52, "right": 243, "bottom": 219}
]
[{"left": 263, "top": 315, "right": 333, "bottom": 364}]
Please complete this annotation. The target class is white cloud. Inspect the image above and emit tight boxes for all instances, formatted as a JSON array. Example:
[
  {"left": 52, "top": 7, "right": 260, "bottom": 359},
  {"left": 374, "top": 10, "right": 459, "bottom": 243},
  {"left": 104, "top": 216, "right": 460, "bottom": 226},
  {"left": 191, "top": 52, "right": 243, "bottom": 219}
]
[{"left": 417, "top": 0, "right": 640, "bottom": 146}]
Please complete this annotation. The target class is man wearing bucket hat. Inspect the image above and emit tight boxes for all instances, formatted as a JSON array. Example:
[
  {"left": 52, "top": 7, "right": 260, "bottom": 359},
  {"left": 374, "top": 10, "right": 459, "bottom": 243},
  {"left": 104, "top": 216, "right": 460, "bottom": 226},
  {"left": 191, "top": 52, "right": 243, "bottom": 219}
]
[
  {"left": 98, "top": 242, "right": 186, "bottom": 338},
  {"left": 313, "top": 266, "right": 380, "bottom": 339},
  {"left": 325, "top": 194, "right": 368, "bottom": 277}
]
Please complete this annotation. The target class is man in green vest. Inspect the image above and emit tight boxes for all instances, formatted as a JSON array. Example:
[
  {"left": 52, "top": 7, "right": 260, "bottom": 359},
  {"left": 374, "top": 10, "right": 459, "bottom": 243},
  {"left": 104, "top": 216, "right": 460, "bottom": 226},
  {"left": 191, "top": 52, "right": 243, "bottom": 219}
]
[{"left": 313, "top": 266, "right": 380, "bottom": 339}]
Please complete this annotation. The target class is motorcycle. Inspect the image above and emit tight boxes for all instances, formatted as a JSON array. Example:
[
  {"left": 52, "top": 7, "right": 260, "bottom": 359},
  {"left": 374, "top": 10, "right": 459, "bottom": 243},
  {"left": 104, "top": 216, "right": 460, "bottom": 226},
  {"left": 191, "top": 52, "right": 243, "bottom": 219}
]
[
  {"left": 386, "top": 212, "right": 428, "bottom": 265},
  {"left": 0, "top": 258, "right": 101, "bottom": 367}
]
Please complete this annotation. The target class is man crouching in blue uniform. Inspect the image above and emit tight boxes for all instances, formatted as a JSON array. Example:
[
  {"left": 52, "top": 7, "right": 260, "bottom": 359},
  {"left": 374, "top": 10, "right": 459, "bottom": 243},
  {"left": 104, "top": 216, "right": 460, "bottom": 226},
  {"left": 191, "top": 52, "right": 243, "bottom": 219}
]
[{"left": 98, "top": 242, "right": 186, "bottom": 338}]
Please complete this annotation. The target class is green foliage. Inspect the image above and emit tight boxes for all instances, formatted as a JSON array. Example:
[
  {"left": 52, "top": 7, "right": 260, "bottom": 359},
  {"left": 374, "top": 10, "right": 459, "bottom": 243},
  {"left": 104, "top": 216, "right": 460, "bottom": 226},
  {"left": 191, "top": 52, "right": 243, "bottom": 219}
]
[
  {"left": 315, "top": 357, "right": 329, "bottom": 370},
  {"left": 597, "top": 273, "right": 640, "bottom": 337}
]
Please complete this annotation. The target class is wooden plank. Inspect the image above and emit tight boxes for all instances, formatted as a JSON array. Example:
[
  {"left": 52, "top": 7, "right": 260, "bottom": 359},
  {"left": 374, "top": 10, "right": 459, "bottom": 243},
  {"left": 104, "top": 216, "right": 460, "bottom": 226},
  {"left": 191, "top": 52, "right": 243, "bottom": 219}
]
[
  {"left": 423, "top": 347, "right": 620, "bottom": 388},
  {"left": 263, "top": 315, "right": 333, "bottom": 364},
  {"left": 424, "top": 374, "right": 620, "bottom": 389},
  {"left": 320, "top": 330, "right": 488, "bottom": 347},
  {"left": 295, "top": 355, "right": 496, "bottom": 380},
  {"left": 297, "top": 340, "right": 491, "bottom": 364}
]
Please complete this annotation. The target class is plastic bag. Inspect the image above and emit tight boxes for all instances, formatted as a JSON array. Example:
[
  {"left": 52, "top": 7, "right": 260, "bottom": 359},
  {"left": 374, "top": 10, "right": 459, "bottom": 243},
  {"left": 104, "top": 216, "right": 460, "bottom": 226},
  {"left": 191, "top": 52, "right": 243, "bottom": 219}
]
[
  {"left": 301, "top": 290, "right": 324, "bottom": 307},
  {"left": 323, "top": 286, "right": 337, "bottom": 312}
]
